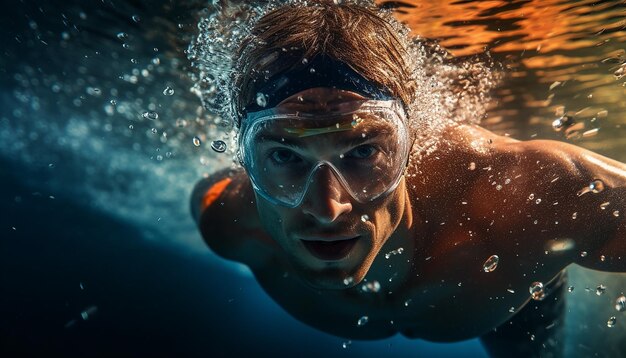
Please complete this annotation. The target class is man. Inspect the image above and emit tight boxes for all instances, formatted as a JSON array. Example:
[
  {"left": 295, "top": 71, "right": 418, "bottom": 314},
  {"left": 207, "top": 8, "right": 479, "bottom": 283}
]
[{"left": 191, "top": 1, "right": 626, "bottom": 356}]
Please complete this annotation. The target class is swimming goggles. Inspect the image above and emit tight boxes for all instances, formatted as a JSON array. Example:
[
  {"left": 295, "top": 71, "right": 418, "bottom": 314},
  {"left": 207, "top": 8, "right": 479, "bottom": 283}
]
[{"left": 238, "top": 100, "right": 411, "bottom": 208}]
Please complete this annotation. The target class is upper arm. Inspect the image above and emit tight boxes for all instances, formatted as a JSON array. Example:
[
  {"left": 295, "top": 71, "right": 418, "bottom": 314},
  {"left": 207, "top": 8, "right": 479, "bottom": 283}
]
[
  {"left": 529, "top": 141, "right": 626, "bottom": 271},
  {"left": 190, "top": 167, "right": 278, "bottom": 268}
]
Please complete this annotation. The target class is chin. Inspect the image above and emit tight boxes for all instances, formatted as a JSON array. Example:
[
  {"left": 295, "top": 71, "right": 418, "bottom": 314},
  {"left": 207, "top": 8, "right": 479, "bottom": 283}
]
[{"left": 294, "top": 257, "right": 371, "bottom": 291}]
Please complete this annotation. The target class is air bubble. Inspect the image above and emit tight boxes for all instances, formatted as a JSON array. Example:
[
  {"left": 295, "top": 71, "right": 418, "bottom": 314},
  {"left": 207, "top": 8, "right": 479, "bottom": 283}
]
[
  {"left": 596, "top": 284, "right": 606, "bottom": 296},
  {"left": 211, "top": 140, "right": 227, "bottom": 153},
  {"left": 483, "top": 255, "right": 499, "bottom": 272},
  {"left": 361, "top": 281, "right": 381, "bottom": 293},
  {"left": 176, "top": 119, "right": 188, "bottom": 128},
  {"left": 151, "top": 128, "right": 158, "bottom": 134},
  {"left": 256, "top": 92, "right": 267, "bottom": 107},
  {"left": 193, "top": 137, "right": 202, "bottom": 147},
  {"left": 384, "top": 247, "right": 404, "bottom": 259},
  {"left": 342, "top": 341, "right": 352, "bottom": 349},
  {"left": 615, "top": 295, "right": 626, "bottom": 312},
  {"left": 568, "top": 286, "right": 575, "bottom": 293},
  {"left": 132, "top": 15, "right": 141, "bottom": 23},
  {"left": 607, "top": 316, "right": 616, "bottom": 327},
  {"left": 357, "top": 316, "right": 369, "bottom": 327},
  {"left": 163, "top": 86, "right": 175, "bottom": 96},
  {"left": 580, "top": 251, "right": 588, "bottom": 257},
  {"left": 529, "top": 282, "right": 545, "bottom": 301},
  {"left": 552, "top": 115, "right": 574, "bottom": 131},
  {"left": 142, "top": 111, "right": 159, "bottom": 120},
  {"left": 614, "top": 210, "right": 620, "bottom": 217},
  {"left": 361, "top": 214, "right": 370, "bottom": 222},
  {"left": 343, "top": 276, "right": 354, "bottom": 286},
  {"left": 116, "top": 32, "right": 128, "bottom": 40}
]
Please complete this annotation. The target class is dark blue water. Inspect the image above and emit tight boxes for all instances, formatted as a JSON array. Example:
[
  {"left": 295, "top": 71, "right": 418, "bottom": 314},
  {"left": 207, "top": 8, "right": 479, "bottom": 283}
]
[
  {"left": 0, "top": 157, "right": 486, "bottom": 357},
  {"left": 4, "top": 0, "right": 626, "bottom": 356}
]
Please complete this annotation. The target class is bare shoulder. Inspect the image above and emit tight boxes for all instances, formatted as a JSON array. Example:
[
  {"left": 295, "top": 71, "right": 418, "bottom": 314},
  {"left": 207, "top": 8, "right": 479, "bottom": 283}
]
[
  {"left": 191, "top": 167, "right": 279, "bottom": 268},
  {"left": 454, "top": 125, "right": 626, "bottom": 271}
]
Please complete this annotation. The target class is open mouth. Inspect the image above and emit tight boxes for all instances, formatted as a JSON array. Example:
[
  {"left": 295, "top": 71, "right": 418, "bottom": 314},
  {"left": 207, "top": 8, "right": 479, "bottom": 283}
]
[{"left": 301, "top": 237, "right": 359, "bottom": 261}]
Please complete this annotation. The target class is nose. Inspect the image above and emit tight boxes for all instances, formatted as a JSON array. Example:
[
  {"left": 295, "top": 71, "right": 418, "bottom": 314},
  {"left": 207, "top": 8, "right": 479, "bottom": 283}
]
[{"left": 301, "top": 165, "right": 353, "bottom": 224}]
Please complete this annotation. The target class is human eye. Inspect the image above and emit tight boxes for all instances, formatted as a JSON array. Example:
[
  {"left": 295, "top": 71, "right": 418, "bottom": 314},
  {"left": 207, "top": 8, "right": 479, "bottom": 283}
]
[
  {"left": 269, "top": 148, "right": 302, "bottom": 165},
  {"left": 346, "top": 144, "right": 378, "bottom": 159}
]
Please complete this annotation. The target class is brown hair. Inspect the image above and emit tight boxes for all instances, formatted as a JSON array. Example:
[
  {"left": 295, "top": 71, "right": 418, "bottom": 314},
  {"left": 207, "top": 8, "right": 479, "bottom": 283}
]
[{"left": 232, "top": 0, "right": 417, "bottom": 125}]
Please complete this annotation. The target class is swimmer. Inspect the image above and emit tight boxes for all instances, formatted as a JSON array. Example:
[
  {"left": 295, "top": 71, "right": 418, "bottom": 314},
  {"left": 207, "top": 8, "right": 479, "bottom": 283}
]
[{"left": 191, "top": 1, "right": 626, "bottom": 356}]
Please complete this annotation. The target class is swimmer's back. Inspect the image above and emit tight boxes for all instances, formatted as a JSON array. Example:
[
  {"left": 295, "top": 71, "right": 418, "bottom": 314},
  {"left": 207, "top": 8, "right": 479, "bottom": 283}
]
[{"left": 191, "top": 167, "right": 278, "bottom": 268}]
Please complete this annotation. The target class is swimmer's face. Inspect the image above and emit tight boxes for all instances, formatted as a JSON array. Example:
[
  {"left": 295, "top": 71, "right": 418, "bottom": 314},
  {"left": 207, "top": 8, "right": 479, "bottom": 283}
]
[{"left": 250, "top": 88, "right": 408, "bottom": 290}]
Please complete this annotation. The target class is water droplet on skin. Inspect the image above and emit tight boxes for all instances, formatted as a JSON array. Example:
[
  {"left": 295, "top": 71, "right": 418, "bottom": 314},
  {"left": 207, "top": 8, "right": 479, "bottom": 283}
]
[
  {"left": 616, "top": 295, "right": 626, "bottom": 312},
  {"left": 151, "top": 128, "right": 158, "bottom": 134},
  {"left": 128, "top": 125, "right": 134, "bottom": 130},
  {"left": 156, "top": 155, "right": 163, "bottom": 161},
  {"left": 600, "top": 202, "right": 610, "bottom": 210},
  {"left": 193, "top": 137, "right": 201, "bottom": 147},
  {"left": 116, "top": 32, "right": 128, "bottom": 40},
  {"left": 361, "top": 281, "right": 381, "bottom": 293},
  {"left": 578, "top": 180, "right": 605, "bottom": 196},
  {"left": 122, "top": 43, "right": 130, "bottom": 49},
  {"left": 614, "top": 210, "right": 620, "bottom": 217},
  {"left": 529, "top": 282, "right": 545, "bottom": 301},
  {"left": 256, "top": 92, "right": 267, "bottom": 107},
  {"left": 530, "top": 334, "right": 535, "bottom": 341},
  {"left": 343, "top": 276, "right": 354, "bottom": 286},
  {"left": 163, "top": 86, "right": 174, "bottom": 96},
  {"left": 568, "top": 286, "right": 575, "bottom": 293},
  {"left": 572, "top": 212, "right": 578, "bottom": 219},
  {"left": 130, "top": 58, "right": 138, "bottom": 64},
  {"left": 496, "top": 185, "right": 502, "bottom": 191},
  {"left": 361, "top": 214, "right": 370, "bottom": 222},
  {"left": 357, "top": 316, "right": 369, "bottom": 327},
  {"left": 601, "top": 255, "right": 606, "bottom": 262},
  {"left": 535, "top": 198, "right": 542, "bottom": 204},
  {"left": 110, "top": 99, "right": 117, "bottom": 106},
  {"left": 580, "top": 251, "right": 588, "bottom": 257},
  {"left": 309, "top": 67, "right": 316, "bottom": 73},
  {"left": 211, "top": 140, "right": 227, "bottom": 153},
  {"left": 132, "top": 15, "right": 141, "bottom": 23},
  {"left": 528, "top": 193, "right": 535, "bottom": 200},
  {"left": 468, "top": 162, "right": 476, "bottom": 170},
  {"left": 483, "top": 255, "right": 499, "bottom": 273},
  {"left": 142, "top": 111, "right": 159, "bottom": 120},
  {"left": 509, "top": 307, "right": 515, "bottom": 313},
  {"left": 607, "top": 316, "right": 617, "bottom": 327},
  {"left": 597, "top": 285, "right": 606, "bottom": 295}
]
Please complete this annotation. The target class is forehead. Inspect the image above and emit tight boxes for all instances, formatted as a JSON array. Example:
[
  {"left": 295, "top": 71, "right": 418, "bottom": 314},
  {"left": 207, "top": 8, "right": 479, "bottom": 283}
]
[{"left": 276, "top": 87, "right": 369, "bottom": 112}]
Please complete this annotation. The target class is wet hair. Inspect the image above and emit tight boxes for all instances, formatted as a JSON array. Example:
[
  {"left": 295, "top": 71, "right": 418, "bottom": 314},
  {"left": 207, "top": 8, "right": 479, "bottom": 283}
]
[{"left": 232, "top": 0, "right": 417, "bottom": 126}]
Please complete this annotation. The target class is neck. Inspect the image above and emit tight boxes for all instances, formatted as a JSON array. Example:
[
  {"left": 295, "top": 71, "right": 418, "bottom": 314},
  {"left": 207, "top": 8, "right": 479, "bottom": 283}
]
[{"left": 361, "top": 184, "right": 415, "bottom": 296}]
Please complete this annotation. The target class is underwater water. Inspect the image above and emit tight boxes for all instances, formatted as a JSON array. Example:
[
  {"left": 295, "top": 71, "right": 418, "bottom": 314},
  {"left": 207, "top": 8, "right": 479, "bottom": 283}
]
[{"left": 1, "top": 0, "right": 626, "bottom": 356}]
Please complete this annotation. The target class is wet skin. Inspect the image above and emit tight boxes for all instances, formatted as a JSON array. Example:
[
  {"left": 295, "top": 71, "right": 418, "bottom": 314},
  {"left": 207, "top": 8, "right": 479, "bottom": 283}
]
[{"left": 192, "top": 88, "right": 626, "bottom": 342}]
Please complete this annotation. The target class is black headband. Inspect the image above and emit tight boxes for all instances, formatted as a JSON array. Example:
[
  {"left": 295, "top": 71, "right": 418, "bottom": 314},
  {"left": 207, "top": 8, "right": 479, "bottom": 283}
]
[{"left": 244, "top": 55, "right": 394, "bottom": 114}]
